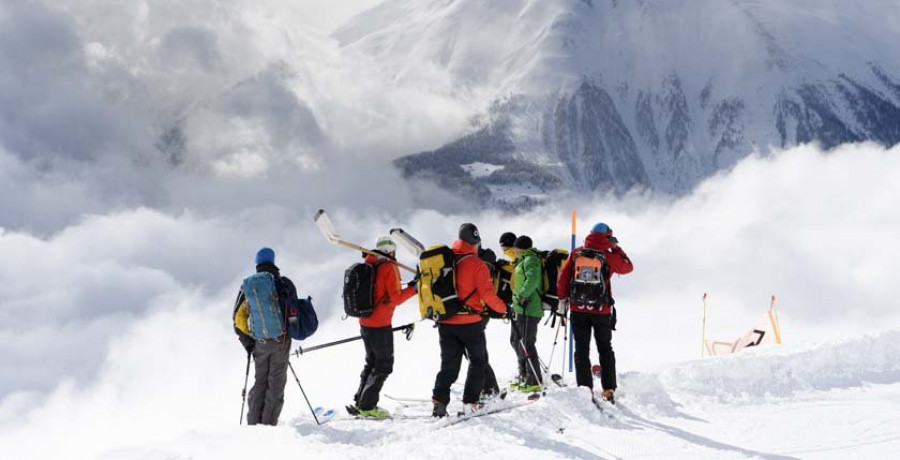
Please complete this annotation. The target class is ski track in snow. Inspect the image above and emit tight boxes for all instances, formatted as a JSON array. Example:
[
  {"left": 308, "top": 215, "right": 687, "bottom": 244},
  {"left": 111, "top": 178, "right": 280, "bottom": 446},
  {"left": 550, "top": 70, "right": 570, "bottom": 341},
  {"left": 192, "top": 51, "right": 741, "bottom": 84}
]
[{"left": 94, "top": 332, "right": 900, "bottom": 460}]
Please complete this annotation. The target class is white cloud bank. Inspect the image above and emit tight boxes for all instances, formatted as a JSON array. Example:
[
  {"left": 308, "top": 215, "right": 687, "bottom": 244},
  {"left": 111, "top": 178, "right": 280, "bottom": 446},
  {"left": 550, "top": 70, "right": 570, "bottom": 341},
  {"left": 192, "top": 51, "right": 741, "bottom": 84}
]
[{"left": 1, "top": 142, "right": 899, "bottom": 458}]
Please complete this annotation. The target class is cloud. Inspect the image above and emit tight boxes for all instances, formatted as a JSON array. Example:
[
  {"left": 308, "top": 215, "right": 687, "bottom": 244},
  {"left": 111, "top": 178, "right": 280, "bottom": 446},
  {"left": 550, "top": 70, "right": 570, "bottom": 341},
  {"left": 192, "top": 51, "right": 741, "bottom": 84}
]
[{"left": 0, "top": 0, "right": 475, "bottom": 234}]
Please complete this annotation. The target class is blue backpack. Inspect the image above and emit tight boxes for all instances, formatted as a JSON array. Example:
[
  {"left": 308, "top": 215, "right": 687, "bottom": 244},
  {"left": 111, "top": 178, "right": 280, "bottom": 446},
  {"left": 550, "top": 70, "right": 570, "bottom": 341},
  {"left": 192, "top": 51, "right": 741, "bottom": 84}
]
[
  {"left": 242, "top": 273, "right": 285, "bottom": 340},
  {"left": 278, "top": 278, "right": 318, "bottom": 341}
]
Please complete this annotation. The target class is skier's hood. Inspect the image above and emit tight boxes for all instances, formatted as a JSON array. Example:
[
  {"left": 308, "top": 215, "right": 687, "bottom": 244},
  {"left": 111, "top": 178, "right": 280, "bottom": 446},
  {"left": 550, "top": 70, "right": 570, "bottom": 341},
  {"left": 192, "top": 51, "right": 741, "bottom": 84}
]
[
  {"left": 585, "top": 232, "right": 612, "bottom": 251},
  {"left": 255, "top": 262, "right": 280, "bottom": 277},
  {"left": 452, "top": 239, "right": 478, "bottom": 256}
]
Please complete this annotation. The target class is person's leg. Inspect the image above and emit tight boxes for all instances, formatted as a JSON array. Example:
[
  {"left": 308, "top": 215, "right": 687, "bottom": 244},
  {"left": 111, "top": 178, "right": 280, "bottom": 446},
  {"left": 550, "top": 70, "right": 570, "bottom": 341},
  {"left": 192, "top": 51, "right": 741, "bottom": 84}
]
[
  {"left": 357, "top": 327, "right": 395, "bottom": 410},
  {"left": 246, "top": 340, "right": 270, "bottom": 425},
  {"left": 432, "top": 324, "right": 464, "bottom": 405},
  {"left": 523, "top": 315, "right": 542, "bottom": 386},
  {"left": 354, "top": 327, "right": 376, "bottom": 405},
  {"left": 570, "top": 312, "right": 594, "bottom": 388},
  {"left": 480, "top": 318, "right": 500, "bottom": 396},
  {"left": 261, "top": 339, "right": 291, "bottom": 425},
  {"left": 460, "top": 323, "right": 488, "bottom": 405},
  {"left": 510, "top": 317, "right": 526, "bottom": 382},
  {"left": 593, "top": 315, "right": 616, "bottom": 391}
]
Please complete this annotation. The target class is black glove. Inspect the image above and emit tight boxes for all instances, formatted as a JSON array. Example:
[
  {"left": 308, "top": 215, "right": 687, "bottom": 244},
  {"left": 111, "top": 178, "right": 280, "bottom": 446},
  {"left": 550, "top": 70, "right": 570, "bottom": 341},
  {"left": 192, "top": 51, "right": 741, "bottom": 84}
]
[
  {"left": 239, "top": 334, "right": 255, "bottom": 354},
  {"left": 517, "top": 297, "right": 529, "bottom": 308},
  {"left": 486, "top": 307, "right": 506, "bottom": 319}
]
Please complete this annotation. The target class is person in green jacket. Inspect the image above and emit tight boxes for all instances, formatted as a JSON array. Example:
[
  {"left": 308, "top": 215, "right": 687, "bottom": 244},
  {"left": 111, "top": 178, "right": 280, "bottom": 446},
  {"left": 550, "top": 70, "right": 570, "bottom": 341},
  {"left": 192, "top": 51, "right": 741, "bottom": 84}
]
[{"left": 510, "top": 235, "right": 543, "bottom": 392}]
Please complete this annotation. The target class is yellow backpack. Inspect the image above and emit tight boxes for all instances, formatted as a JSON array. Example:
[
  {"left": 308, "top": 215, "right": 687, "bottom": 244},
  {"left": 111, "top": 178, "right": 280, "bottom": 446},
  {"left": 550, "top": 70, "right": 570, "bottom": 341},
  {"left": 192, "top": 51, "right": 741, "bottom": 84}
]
[
  {"left": 538, "top": 249, "right": 569, "bottom": 310},
  {"left": 234, "top": 299, "right": 251, "bottom": 336},
  {"left": 417, "top": 245, "right": 474, "bottom": 321}
]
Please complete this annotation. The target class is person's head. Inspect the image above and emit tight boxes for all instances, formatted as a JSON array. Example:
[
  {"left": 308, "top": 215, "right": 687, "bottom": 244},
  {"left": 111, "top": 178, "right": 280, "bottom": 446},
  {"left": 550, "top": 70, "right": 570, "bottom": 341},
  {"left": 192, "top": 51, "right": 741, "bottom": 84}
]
[
  {"left": 375, "top": 235, "right": 396, "bottom": 258},
  {"left": 513, "top": 235, "right": 532, "bottom": 256},
  {"left": 458, "top": 223, "right": 481, "bottom": 247},
  {"left": 591, "top": 222, "right": 612, "bottom": 236},
  {"left": 499, "top": 232, "right": 517, "bottom": 251},
  {"left": 255, "top": 247, "right": 275, "bottom": 266}
]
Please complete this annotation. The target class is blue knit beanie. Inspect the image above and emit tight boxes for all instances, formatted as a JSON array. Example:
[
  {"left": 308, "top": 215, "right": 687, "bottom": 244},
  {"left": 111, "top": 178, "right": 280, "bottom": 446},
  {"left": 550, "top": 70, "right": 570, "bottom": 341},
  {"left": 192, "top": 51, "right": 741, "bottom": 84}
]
[
  {"left": 255, "top": 247, "right": 275, "bottom": 265},
  {"left": 591, "top": 223, "right": 611, "bottom": 234}
]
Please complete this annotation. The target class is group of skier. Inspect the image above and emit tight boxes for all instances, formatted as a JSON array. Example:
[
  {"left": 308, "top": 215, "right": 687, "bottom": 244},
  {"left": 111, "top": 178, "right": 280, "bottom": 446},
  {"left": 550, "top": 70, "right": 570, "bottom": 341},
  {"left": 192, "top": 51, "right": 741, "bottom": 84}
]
[{"left": 232, "top": 220, "right": 632, "bottom": 425}]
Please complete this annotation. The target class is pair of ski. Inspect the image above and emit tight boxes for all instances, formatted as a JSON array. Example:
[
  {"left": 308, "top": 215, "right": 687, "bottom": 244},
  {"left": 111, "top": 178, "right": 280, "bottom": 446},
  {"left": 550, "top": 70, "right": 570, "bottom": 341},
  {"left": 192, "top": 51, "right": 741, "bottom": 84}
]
[
  {"left": 343, "top": 404, "right": 432, "bottom": 421},
  {"left": 314, "top": 209, "right": 426, "bottom": 265},
  {"left": 383, "top": 393, "right": 541, "bottom": 427}
]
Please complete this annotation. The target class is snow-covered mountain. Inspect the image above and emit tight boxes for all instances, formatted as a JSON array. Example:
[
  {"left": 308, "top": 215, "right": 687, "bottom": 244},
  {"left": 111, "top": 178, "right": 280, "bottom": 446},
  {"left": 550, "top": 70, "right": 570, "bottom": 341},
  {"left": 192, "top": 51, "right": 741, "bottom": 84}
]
[{"left": 336, "top": 0, "right": 900, "bottom": 206}]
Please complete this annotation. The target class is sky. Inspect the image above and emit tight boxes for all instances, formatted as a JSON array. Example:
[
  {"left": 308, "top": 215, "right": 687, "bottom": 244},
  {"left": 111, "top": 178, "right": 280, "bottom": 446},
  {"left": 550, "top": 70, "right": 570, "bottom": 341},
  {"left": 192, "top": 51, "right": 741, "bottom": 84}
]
[{"left": 2, "top": 1, "right": 900, "bottom": 458}]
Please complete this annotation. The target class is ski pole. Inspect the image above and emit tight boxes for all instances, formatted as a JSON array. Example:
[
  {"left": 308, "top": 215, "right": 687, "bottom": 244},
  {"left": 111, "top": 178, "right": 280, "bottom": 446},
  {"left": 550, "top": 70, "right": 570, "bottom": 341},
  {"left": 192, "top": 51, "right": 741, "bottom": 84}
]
[
  {"left": 545, "top": 313, "right": 564, "bottom": 374},
  {"left": 511, "top": 314, "right": 546, "bottom": 396},
  {"left": 294, "top": 323, "right": 415, "bottom": 356},
  {"left": 568, "top": 209, "right": 576, "bottom": 374},
  {"left": 239, "top": 351, "right": 251, "bottom": 425},
  {"left": 701, "top": 293, "right": 708, "bottom": 358},
  {"left": 288, "top": 362, "right": 321, "bottom": 425}
]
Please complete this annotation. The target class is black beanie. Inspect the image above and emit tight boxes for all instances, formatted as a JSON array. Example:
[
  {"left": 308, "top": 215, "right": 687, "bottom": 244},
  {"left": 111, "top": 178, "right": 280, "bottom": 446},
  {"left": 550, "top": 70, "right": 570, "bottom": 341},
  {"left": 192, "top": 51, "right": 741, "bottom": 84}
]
[
  {"left": 459, "top": 223, "right": 481, "bottom": 245},
  {"left": 513, "top": 235, "right": 533, "bottom": 250},
  {"left": 499, "top": 232, "right": 517, "bottom": 248}
]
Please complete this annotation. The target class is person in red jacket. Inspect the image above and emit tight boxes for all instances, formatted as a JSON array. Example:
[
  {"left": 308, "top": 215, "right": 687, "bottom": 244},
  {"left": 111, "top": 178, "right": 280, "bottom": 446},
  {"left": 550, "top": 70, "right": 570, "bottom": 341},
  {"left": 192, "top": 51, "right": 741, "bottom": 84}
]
[
  {"left": 557, "top": 223, "right": 633, "bottom": 403},
  {"left": 352, "top": 236, "right": 417, "bottom": 418},
  {"left": 432, "top": 223, "right": 508, "bottom": 417}
]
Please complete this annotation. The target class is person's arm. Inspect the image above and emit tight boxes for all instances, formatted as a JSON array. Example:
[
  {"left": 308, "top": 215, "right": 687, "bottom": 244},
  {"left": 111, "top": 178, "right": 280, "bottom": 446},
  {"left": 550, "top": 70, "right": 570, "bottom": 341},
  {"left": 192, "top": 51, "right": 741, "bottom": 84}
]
[
  {"left": 516, "top": 255, "right": 542, "bottom": 301},
  {"left": 474, "top": 260, "right": 507, "bottom": 314},
  {"left": 232, "top": 290, "right": 254, "bottom": 353},
  {"left": 382, "top": 263, "right": 416, "bottom": 308},
  {"left": 556, "top": 252, "right": 575, "bottom": 300},
  {"left": 606, "top": 246, "right": 633, "bottom": 275}
]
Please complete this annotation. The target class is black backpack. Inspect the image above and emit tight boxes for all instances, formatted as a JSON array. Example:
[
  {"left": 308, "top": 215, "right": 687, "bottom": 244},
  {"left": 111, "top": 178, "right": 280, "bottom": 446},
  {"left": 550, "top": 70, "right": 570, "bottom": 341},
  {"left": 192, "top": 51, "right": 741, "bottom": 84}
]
[
  {"left": 343, "top": 262, "right": 376, "bottom": 318},
  {"left": 538, "top": 249, "right": 569, "bottom": 311},
  {"left": 494, "top": 259, "right": 514, "bottom": 306},
  {"left": 570, "top": 248, "right": 610, "bottom": 307}
]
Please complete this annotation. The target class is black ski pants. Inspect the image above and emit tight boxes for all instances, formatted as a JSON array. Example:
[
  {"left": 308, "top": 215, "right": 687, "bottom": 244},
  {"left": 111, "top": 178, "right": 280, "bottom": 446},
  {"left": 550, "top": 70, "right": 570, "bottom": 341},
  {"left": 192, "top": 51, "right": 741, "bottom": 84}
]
[
  {"left": 247, "top": 337, "right": 291, "bottom": 425},
  {"left": 481, "top": 317, "right": 500, "bottom": 396},
  {"left": 571, "top": 311, "right": 616, "bottom": 390},
  {"left": 354, "top": 325, "right": 394, "bottom": 410},
  {"left": 432, "top": 322, "right": 488, "bottom": 405},
  {"left": 510, "top": 314, "right": 542, "bottom": 386}
]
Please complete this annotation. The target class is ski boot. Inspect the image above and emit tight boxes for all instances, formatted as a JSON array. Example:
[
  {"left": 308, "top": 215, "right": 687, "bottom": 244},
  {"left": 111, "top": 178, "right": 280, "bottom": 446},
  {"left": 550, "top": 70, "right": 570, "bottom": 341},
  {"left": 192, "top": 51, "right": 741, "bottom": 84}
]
[
  {"left": 519, "top": 384, "right": 542, "bottom": 393},
  {"left": 357, "top": 406, "right": 391, "bottom": 419},
  {"left": 458, "top": 402, "right": 485, "bottom": 417},
  {"left": 432, "top": 399, "right": 448, "bottom": 418},
  {"left": 601, "top": 389, "right": 616, "bottom": 405}
]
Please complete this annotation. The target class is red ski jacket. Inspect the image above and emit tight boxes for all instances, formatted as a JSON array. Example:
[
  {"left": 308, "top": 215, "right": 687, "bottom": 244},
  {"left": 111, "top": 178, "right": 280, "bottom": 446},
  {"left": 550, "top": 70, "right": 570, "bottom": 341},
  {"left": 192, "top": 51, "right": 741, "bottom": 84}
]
[
  {"left": 557, "top": 231, "right": 633, "bottom": 315},
  {"left": 360, "top": 255, "right": 416, "bottom": 328},
  {"left": 440, "top": 240, "right": 507, "bottom": 325}
]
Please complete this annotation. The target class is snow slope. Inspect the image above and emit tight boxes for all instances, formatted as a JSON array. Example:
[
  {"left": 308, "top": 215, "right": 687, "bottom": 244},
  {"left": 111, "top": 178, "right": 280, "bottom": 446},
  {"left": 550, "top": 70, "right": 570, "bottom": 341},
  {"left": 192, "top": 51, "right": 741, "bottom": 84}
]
[
  {"left": 29, "top": 330, "right": 900, "bottom": 460},
  {"left": 3, "top": 143, "right": 900, "bottom": 459}
]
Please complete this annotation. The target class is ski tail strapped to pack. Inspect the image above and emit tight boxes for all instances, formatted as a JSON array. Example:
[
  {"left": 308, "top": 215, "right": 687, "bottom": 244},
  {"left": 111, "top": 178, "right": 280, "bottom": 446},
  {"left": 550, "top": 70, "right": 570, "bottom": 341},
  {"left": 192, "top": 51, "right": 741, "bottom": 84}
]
[
  {"left": 390, "top": 228, "right": 426, "bottom": 256},
  {"left": 538, "top": 249, "right": 569, "bottom": 311},
  {"left": 570, "top": 248, "right": 609, "bottom": 307},
  {"left": 242, "top": 272, "right": 285, "bottom": 340},
  {"left": 314, "top": 209, "right": 416, "bottom": 273},
  {"left": 343, "top": 262, "right": 377, "bottom": 318},
  {"left": 417, "top": 245, "right": 473, "bottom": 321}
]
